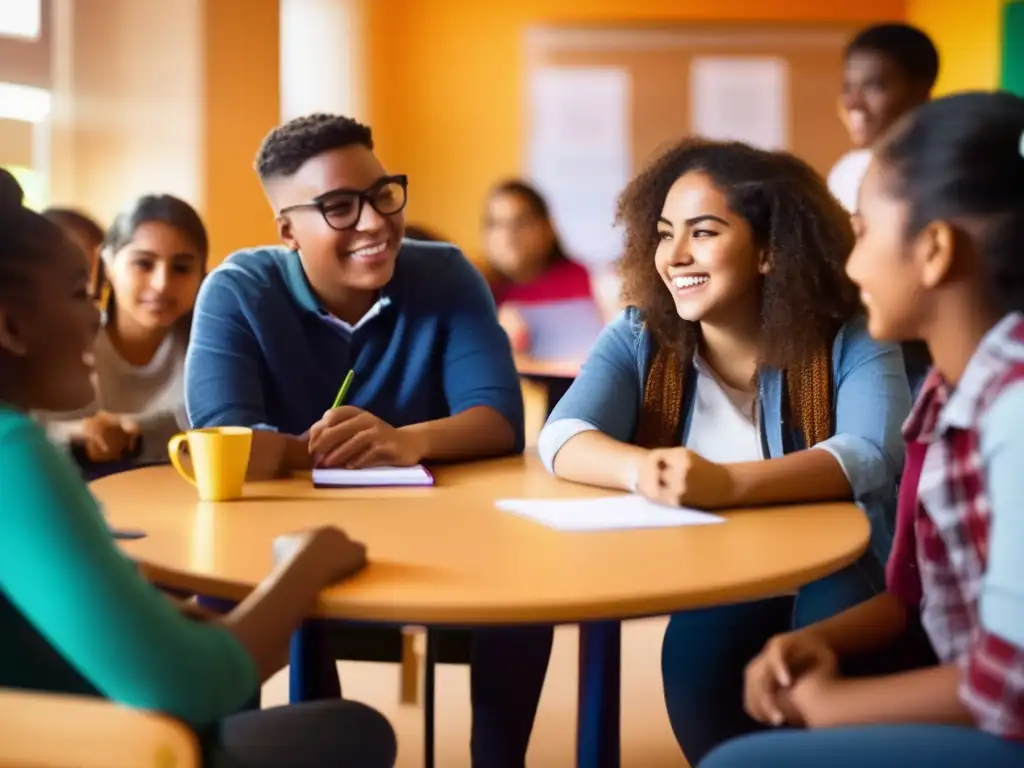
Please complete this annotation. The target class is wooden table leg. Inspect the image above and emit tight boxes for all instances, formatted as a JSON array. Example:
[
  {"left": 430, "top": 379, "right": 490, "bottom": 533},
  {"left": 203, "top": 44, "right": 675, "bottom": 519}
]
[{"left": 576, "top": 621, "right": 621, "bottom": 768}]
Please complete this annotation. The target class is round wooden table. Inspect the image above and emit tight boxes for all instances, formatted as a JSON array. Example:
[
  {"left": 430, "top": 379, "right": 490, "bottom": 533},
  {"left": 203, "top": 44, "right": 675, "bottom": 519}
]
[{"left": 93, "top": 453, "right": 869, "bottom": 768}]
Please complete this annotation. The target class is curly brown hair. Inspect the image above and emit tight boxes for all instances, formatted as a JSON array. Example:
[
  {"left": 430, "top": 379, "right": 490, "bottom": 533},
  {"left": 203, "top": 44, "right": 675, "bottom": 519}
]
[{"left": 616, "top": 138, "right": 860, "bottom": 371}]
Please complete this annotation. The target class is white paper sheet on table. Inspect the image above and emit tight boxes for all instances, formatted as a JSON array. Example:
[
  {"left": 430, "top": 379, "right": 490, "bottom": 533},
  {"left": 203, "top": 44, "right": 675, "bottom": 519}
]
[
  {"left": 496, "top": 495, "right": 725, "bottom": 531},
  {"left": 689, "top": 56, "right": 790, "bottom": 150}
]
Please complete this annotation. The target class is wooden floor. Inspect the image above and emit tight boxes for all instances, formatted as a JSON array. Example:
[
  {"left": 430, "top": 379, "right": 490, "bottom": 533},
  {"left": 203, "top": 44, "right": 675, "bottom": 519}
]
[{"left": 264, "top": 381, "right": 689, "bottom": 767}]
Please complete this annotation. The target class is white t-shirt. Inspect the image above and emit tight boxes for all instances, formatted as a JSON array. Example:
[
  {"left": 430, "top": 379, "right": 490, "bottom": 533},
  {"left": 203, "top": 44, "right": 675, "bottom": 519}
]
[
  {"left": 39, "top": 327, "right": 189, "bottom": 463},
  {"left": 538, "top": 355, "right": 763, "bottom": 471},
  {"left": 827, "top": 149, "right": 872, "bottom": 214}
]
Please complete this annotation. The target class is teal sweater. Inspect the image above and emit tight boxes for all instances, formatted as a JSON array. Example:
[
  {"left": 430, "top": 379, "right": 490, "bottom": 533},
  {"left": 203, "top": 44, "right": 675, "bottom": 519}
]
[{"left": 0, "top": 407, "right": 257, "bottom": 729}]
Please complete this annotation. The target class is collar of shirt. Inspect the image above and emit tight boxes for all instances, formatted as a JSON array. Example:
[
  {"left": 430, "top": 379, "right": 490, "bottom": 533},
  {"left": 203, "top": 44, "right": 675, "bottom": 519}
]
[
  {"left": 903, "top": 311, "right": 1024, "bottom": 444},
  {"left": 281, "top": 248, "right": 394, "bottom": 333}
]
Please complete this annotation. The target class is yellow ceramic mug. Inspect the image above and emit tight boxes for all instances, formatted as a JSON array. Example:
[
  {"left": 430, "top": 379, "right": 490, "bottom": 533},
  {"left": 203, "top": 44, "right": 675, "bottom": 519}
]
[{"left": 167, "top": 427, "right": 253, "bottom": 501}]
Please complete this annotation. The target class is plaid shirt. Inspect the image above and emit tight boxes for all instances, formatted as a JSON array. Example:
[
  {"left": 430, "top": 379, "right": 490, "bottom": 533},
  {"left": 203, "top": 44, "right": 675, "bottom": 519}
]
[{"left": 889, "top": 312, "right": 1024, "bottom": 739}]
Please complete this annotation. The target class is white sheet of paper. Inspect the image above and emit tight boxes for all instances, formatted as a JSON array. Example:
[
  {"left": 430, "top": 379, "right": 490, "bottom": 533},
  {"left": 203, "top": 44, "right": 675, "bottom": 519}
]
[
  {"left": 528, "top": 67, "right": 630, "bottom": 268},
  {"left": 496, "top": 495, "right": 725, "bottom": 531},
  {"left": 690, "top": 56, "right": 790, "bottom": 150}
]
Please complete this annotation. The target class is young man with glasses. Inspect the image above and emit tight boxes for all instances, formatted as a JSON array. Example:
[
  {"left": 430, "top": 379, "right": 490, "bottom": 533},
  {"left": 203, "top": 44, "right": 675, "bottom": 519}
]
[
  {"left": 185, "top": 114, "right": 546, "bottom": 766},
  {"left": 186, "top": 113, "right": 524, "bottom": 474}
]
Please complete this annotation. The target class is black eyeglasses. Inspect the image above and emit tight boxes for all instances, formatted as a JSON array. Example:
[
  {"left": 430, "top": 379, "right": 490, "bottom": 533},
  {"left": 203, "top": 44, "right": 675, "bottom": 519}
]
[{"left": 278, "top": 174, "right": 409, "bottom": 231}]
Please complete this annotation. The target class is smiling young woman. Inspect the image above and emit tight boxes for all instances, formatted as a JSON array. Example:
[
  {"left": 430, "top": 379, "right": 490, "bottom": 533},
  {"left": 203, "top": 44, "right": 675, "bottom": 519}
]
[{"left": 517, "top": 137, "right": 913, "bottom": 764}]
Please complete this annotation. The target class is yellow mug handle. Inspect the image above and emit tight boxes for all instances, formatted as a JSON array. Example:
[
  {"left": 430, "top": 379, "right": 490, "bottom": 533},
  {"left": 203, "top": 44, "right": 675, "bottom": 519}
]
[{"left": 167, "top": 433, "right": 196, "bottom": 486}]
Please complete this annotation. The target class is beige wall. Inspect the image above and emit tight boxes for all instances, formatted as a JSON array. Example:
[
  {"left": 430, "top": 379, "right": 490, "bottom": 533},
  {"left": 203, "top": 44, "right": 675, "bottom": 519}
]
[
  {"left": 45, "top": 0, "right": 279, "bottom": 259},
  {"left": 48, "top": 0, "right": 203, "bottom": 226},
  {"left": 0, "top": 119, "right": 33, "bottom": 166},
  {"left": 0, "top": 0, "right": 51, "bottom": 88}
]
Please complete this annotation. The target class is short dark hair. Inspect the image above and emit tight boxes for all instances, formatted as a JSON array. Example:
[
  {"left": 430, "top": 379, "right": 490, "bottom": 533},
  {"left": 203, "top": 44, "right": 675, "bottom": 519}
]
[
  {"left": 616, "top": 138, "right": 860, "bottom": 370},
  {"left": 845, "top": 23, "right": 940, "bottom": 89},
  {"left": 255, "top": 113, "right": 374, "bottom": 180},
  {"left": 41, "top": 207, "right": 105, "bottom": 246},
  {"left": 875, "top": 91, "right": 1024, "bottom": 314}
]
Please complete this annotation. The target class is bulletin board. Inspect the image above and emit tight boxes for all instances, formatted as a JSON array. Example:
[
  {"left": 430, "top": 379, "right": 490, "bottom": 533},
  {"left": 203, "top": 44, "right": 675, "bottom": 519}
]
[{"left": 525, "top": 24, "right": 859, "bottom": 181}]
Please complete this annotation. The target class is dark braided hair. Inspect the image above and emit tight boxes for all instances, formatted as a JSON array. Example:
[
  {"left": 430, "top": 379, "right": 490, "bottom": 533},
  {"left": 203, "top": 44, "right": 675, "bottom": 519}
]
[
  {"left": 0, "top": 169, "right": 68, "bottom": 295},
  {"left": 617, "top": 138, "right": 861, "bottom": 448},
  {"left": 875, "top": 91, "right": 1024, "bottom": 316}
]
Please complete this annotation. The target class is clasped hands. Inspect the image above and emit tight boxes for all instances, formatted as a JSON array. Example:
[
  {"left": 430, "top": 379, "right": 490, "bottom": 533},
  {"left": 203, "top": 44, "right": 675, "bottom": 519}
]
[
  {"left": 743, "top": 630, "right": 842, "bottom": 729},
  {"left": 307, "top": 406, "right": 426, "bottom": 469}
]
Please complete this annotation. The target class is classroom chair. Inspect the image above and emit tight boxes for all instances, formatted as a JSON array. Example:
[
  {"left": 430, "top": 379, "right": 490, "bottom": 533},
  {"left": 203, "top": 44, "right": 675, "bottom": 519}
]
[{"left": 0, "top": 687, "right": 199, "bottom": 768}]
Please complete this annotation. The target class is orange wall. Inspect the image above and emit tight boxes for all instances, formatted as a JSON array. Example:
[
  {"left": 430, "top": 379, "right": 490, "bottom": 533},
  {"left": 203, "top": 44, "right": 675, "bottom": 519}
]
[
  {"left": 366, "top": 0, "right": 906, "bottom": 260},
  {"left": 907, "top": 0, "right": 1004, "bottom": 96},
  {"left": 202, "top": 0, "right": 281, "bottom": 263}
]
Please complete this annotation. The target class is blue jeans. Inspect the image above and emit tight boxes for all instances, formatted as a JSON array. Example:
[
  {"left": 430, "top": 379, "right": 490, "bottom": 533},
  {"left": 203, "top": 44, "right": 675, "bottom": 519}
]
[
  {"left": 661, "top": 554, "right": 887, "bottom": 765},
  {"left": 293, "top": 622, "right": 554, "bottom": 768},
  {"left": 209, "top": 699, "right": 396, "bottom": 767},
  {"left": 700, "top": 725, "right": 1024, "bottom": 767}
]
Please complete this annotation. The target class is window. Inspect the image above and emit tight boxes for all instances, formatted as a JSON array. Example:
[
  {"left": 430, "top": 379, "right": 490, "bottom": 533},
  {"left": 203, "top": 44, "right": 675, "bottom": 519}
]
[
  {"left": 0, "top": 82, "right": 51, "bottom": 122},
  {"left": 0, "top": 0, "right": 42, "bottom": 40}
]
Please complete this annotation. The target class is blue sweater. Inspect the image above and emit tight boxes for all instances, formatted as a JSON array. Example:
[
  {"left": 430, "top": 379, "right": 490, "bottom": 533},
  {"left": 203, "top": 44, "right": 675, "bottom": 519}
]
[{"left": 184, "top": 241, "right": 525, "bottom": 449}]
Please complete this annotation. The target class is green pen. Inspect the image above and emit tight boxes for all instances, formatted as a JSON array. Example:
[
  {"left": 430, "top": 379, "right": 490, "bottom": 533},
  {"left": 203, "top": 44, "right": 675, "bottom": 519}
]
[{"left": 331, "top": 369, "right": 355, "bottom": 409}]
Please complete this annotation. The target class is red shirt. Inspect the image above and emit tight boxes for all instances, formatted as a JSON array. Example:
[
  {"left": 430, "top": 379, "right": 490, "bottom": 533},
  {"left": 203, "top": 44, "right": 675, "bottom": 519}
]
[
  {"left": 492, "top": 258, "right": 593, "bottom": 307},
  {"left": 886, "top": 313, "right": 1024, "bottom": 739}
]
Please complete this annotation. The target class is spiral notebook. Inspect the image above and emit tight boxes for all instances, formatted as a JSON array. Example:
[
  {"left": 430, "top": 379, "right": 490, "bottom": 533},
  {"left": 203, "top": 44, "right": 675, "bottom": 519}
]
[{"left": 312, "top": 465, "right": 435, "bottom": 488}]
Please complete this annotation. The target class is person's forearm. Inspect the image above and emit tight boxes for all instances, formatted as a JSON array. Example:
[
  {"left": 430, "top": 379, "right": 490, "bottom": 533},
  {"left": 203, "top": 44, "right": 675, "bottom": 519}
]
[
  {"left": 247, "top": 430, "right": 311, "bottom": 479},
  {"left": 219, "top": 553, "right": 327, "bottom": 683},
  {"left": 552, "top": 430, "right": 648, "bottom": 491},
  {"left": 727, "top": 448, "right": 852, "bottom": 507},
  {"left": 399, "top": 405, "right": 518, "bottom": 462},
  {"left": 809, "top": 664, "right": 971, "bottom": 728},
  {"left": 799, "top": 592, "right": 909, "bottom": 658}
]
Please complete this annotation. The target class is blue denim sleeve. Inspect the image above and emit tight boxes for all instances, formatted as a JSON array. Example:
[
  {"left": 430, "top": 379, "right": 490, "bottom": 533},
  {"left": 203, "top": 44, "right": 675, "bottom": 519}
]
[
  {"left": 184, "top": 271, "right": 273, "bottom": 430},
  {"left": 980, "top": 381, "right": 1024, "bottom": 648},
  {"left": 439, "top": 248, "right": 525, "bottom": 452},
  {"left": 538, "top": 311, "right": 641, "bottom": 469},
  {"left": 813, "top": 317, "right": 912, "bottom": 498}
]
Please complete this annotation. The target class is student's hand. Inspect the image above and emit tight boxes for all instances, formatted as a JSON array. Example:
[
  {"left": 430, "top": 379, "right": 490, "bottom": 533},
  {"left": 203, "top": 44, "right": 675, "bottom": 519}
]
[
  {"left": 498, "top": 305, "right": 530, "bottom": 353},
  {"left": 81, "top": 411, "right": 140, "bottom": 462},
  {"left": 636, "top": 447, "right": 737, "bottom": 508},
  {"left": 307, "top": 407, "right": 428, "bottom": 469},
  {"left": 274, "top": 526, "right": 368, "bottom": 585},
  {"left": 744, "top": 630, "right": 838, "bottom": 726}
]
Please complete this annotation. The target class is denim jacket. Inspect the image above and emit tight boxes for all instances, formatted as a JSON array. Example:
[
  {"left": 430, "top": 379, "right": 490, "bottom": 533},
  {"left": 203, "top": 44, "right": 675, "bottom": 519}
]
[{"left": 539, "top": 308, "right": 912, "bottom": 563}]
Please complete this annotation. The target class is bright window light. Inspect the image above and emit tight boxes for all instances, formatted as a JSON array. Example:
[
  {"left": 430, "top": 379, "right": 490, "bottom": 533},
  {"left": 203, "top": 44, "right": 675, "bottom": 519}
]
[
  {"left": 0, "top": 0, "right": 42, "bottom": 40},
  {"left": 0, "top": 82, "right": 51, "bottom": 122}
]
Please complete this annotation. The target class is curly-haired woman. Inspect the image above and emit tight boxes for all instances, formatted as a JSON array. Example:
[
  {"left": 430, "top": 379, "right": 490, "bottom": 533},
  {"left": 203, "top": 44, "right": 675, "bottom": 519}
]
[{"left": 529, "top": 138, "right": 913, "bottom": 764}]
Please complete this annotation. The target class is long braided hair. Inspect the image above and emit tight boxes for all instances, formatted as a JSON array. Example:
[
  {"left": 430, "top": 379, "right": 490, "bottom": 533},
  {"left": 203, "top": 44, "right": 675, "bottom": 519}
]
[{"left": 617, "top": 139, "right": 861, "bottom": 449}]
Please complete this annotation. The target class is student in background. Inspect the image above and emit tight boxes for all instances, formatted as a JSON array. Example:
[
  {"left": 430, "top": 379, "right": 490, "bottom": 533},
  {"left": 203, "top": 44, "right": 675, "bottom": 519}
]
[
  {"left": 830, "top": 23, "right": 939, "bottom": 396},
  {"left": 0, "top": 171, "right": 396, "bottom": 767},
  {"left": 483, "top": 179, "right": 604, "bottom": 357},
  {"left": 828, "top": 24, "right": 939, "bottom": 213},
  {"left": 702, "top": 91, "right": 1024, "bottom": 768},
  {"left": 42, "top": 207, "right": 105, "bottom": 275},
  {"left": 535, "top": 138, "right": 912, "bottom": 764},
  {"left": 40, "top": 195, "right": 205, "bottom": 478},
  {"left": 185, "top": 114, "right": 538, "bottom": 766}
]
